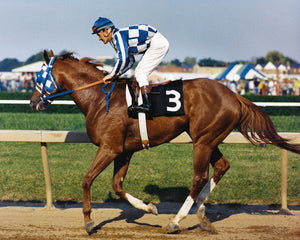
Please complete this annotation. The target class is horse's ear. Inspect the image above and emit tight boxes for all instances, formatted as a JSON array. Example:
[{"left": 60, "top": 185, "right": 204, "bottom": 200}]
[
  {"left": 49, "top": 50, "right": 54, "bottom": 58},
  {"left": 43, "top": 50, "right": 49, "bottom": 64}
]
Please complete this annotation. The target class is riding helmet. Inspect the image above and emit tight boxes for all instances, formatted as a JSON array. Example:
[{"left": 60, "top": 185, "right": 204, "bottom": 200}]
[{"left": 92, "top": 17, "right": 115, "bottom": 34}]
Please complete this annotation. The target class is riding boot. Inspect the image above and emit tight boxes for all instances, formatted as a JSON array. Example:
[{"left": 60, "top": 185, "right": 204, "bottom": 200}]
[
  {"left": 128, "top": 81, "right": 139, "bottom": 112},
  {"left": 133, "top": 85, "right": 152, "bottom": 113}
]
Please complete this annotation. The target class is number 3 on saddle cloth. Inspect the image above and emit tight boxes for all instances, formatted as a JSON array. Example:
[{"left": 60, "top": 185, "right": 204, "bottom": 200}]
[{"left": 126, "top": 79, "right": 185, "bottom": 119}]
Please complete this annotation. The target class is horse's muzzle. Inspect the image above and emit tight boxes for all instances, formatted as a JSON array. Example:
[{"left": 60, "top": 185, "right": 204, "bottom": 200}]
[{"left": 30, "top": 99, "right": 47, "bottom": 112}]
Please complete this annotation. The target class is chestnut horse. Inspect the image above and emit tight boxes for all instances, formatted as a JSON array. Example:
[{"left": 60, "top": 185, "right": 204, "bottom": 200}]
[{"left": 30, "top": 50, "right": 299, "bottom": 234}]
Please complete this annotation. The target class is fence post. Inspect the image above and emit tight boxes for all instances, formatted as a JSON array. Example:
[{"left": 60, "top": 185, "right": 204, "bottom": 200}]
[
  {"left": 279, "top": 149, "right": 292, "bottom": 215},
  {"left": 41, "top": 142, "right": 55, "bottom": 209}
]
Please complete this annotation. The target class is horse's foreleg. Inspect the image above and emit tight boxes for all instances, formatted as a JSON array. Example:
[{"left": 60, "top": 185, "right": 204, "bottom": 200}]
[
  {"left": 168, "top": 144, "right": 211, "bottom": 232},
  {"left": 82, "top": 147, "right": 118, "bottom": 233},
  {"left": 124, "top": 193, "right": 158, "bottom": 214},
  {"left": 112, "top": 153, "right": 158, "bottom": 215},
  {"left": 196, "top": 148, "right": 230, "bottom": 215}
]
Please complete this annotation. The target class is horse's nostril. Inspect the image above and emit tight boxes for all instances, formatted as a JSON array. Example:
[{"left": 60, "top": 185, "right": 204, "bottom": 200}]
[{"left": 29, "top": 99, "right": 41, "bottom": 111}]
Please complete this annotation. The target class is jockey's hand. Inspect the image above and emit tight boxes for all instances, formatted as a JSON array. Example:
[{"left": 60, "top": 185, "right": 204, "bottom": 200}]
[{"left": 103, "top": 74, "right": 113, "bottom": 84}]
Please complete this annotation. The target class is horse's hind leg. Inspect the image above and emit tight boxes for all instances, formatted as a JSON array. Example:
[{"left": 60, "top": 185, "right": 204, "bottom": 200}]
[
  {"left": 113, "top": 152, "right": 158, "bottom": 215},
  {"left": 168, "top": 143, "right": 212, "bottom": 232},
  {"left": 196, "top": 147, "right": 230, "bottom": 216}
]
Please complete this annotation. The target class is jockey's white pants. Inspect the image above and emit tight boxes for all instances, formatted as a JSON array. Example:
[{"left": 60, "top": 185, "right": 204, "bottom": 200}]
[{"left": 135, "top": 32, "right": 169, "bottom": 87}]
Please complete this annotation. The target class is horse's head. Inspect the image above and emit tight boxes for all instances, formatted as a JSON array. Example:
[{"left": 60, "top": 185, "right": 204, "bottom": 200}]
[
  {"left": 30, "top": 49, "right": 108, "bottom": 112},
  {"left": 30, "top": 50, "right": 62, "bottom": 111}
]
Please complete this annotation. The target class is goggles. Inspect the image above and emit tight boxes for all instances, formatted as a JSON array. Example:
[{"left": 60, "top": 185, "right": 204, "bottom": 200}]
[{"left": 92, "top": 23, "right": 114, "bottom": 34}]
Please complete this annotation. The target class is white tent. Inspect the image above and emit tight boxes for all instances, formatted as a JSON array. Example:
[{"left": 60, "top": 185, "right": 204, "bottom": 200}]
[
  {"left": 214, "top": 64, "right": 267, "bottom": 81},
  {"left": 0, "top": 71, "right": 20, "bottom": 80},
  {"left": 12, "top": 61, "right": 45, "bottom": 73}
]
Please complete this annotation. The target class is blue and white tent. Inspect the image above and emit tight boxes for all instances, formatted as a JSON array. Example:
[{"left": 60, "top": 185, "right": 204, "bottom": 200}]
[{"left": 214, "top": 64, "right": 267, "bottom": 81}]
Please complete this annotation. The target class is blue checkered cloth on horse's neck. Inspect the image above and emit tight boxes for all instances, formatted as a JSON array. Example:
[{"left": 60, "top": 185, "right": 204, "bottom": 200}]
[
  {"left": 110, "top": 24, "right": 157, "bottom": 76},
  {"left": 127, "top": 80, "right": 185, "bottom": 119}
]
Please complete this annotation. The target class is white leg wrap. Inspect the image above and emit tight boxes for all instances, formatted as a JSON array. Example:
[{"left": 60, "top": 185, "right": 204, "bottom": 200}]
[
  {"left": 196, "top": 178, "right": 216, "bottom": 210},
  {"left": 138, "top": 112, "right": 149, "bottom": 149},
  {"left": 125, "top": 193, "right": 149, "bottom": 212},
  {"left": 172, "top": 196, "right": 194, "bottom": 225}
]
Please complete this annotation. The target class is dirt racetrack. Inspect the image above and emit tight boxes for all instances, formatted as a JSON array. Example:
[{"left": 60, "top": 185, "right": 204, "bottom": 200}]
[{"left": 0, "top": 202, "right": 299, "bottom": 240}]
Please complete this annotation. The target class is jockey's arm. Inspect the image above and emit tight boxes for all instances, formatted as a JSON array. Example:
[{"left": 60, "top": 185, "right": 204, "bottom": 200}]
[{"left": 106, "top": 52, "right": 134, "bottom": 83}]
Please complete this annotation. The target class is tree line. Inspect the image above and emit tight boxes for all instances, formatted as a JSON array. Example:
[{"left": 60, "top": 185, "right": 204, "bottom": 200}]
[
  {"left": 169, "top": 51, "right": 298, "bottom": 68},
  {"left": 0, "top": 50, "right": 69, "bottom": 71},
  {"left": 0, "top": 50, "right": 298, "bottom": 72}
]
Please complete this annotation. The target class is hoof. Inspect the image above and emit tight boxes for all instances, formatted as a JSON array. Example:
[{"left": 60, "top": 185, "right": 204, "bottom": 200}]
[
  {"left": 167, "top": 222, "right": 181, "bottom": 234},
  {"left": 278, "top": 208, "right": 293, "bottom": 215},
  {"left": 85, "top": 221, "right": 94, "bottom": 234},
  {"left": 197, "top": 215, "right": 217, "bottom": 234},
  {"left": 148, "top": 203, "right": 158, "bottom": 215},
  {"left": 197, "top": 206, "right": 206, "bottom": 218}
]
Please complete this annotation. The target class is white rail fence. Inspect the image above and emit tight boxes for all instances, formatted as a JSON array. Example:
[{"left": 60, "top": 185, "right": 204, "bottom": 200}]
[
  {"left": 0, "top": 130, "right": 299, "bottom": 214},
  {"left": 0, "top": 100, "right": 300, "bottom": 107}
]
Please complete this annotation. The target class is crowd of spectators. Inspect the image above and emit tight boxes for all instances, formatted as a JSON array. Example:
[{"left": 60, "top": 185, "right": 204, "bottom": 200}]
[
  {"left": 0, "top": 72, "right": 36, "bottom": 92},
  {"left": 0, "top": 71, "right": 299, "bottom": 96},
  {"left": 219, "top": 77, "right": 299, "bottom": 96}
]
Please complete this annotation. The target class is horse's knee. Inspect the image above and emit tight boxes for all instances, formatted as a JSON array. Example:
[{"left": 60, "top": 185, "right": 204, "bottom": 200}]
[
  {"left": 82, "top": 174, "right": 92, "bottom": 191},
  {"left": 82, "top": 178, "right": 88, "bottom": 190}
]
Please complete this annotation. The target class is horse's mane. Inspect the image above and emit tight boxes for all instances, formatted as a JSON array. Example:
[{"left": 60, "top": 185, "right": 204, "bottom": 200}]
[
  {"left": 58, "top": 52, "right": 108, "bottom": 76},
  {"left": 59, "top": 52, "right": 77, "bottom": 60}
]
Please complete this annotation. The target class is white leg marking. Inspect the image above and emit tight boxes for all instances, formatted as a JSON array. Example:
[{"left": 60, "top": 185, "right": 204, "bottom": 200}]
[
  {"left": 125, "top": 193, "right": 157, "bottom": 214},
  {"left": 196, "top": 178, "right": 216, "bottom": 210},
  {"left": 172, "top": 196, "right": 194, "bottom": 225},
  {"left": 125, "top": 193, "right": 148, "bottom": 210}
]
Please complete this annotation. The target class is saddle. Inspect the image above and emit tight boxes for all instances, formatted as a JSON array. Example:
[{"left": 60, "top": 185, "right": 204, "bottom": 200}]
[{"left": 126, "top": 79, "right": 185, "bottom": 119}]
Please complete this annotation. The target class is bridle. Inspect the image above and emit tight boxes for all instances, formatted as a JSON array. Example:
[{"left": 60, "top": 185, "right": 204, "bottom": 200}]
[
  {"left": 34, "top": 57, "right": 116, "bottom": 111},
  {"left": 35, "top": 57, "right": 64, "bottom": 107}
]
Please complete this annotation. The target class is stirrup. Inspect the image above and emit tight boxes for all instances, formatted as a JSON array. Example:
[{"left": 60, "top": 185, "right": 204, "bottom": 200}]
[
  {"left": 128, "top": 102, "right": 138, "bottom": 112},
  {"left": 132, "top": 104, "right": 151, "bottom": 113}
]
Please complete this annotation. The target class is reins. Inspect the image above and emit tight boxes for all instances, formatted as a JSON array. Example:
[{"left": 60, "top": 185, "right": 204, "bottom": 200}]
[
  {"left": 37, "top": 57, "right": 117, "bottom": 112},
  {"left": 43, "top": 79, "right": 105, "bottom": 101},
  {"left": 44, "top": 79, "right": 116, "bottom": 113}
]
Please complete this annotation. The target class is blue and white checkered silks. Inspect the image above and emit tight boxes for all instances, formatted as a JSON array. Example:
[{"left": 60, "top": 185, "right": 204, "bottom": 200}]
[{"left": 110, "top": 24, "right": 157, "bottom": 76}]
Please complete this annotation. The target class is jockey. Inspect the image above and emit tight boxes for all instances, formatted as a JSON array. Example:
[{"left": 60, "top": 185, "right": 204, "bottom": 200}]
[{"left": 92, "top": 17, "right": 169, "bottom": 113}]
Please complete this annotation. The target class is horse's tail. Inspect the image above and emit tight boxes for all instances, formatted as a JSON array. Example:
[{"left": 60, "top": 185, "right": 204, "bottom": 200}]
[{"left": 235, "top": 94, "right": 300, "bottom": 154}]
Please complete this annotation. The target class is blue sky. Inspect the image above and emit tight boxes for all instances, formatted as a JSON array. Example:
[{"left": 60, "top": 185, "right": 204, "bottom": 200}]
[{"left": 0, "top": 0, "right": 299, "bottom": 62}]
